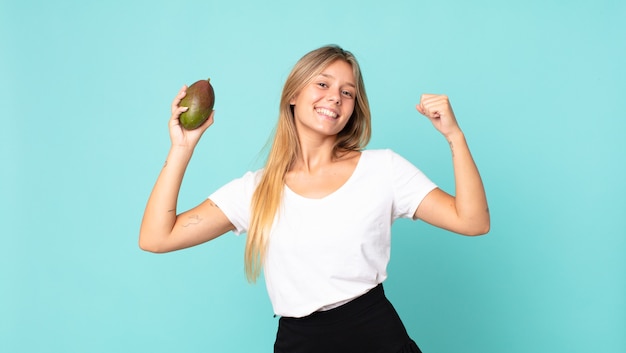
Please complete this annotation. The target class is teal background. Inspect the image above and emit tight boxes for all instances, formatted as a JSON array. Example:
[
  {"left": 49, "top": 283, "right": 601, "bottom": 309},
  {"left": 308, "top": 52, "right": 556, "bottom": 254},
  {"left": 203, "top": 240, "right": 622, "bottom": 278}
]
[{"left": 1, "top": 0, "right": 624, "bottom": 352}]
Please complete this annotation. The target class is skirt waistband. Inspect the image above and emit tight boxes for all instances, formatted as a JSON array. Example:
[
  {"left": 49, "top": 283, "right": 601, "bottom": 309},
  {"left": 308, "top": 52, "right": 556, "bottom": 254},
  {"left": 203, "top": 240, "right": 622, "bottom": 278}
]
[
  {"left": 281, "top": 283, "right": 385, "bottom": 325},
  {"left": 274, "top": 283, "right": 422, "bottom": 352}
]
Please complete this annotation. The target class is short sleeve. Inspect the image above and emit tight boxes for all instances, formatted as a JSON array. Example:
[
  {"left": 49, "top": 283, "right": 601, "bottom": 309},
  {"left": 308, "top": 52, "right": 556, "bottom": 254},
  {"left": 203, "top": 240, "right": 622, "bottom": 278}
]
[
  {"left": 208, "top": 170, "right": 262, "bottom": 235},
  {"left": 388, "top": 150, "right": 438, "bottom": 220}
]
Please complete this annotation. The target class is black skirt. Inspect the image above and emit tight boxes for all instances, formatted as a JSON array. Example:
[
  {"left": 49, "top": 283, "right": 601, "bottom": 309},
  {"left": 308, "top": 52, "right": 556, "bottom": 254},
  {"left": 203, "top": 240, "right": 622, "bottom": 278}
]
[{"left": 274, "top": 284, "right": 422, "bottom": 353}]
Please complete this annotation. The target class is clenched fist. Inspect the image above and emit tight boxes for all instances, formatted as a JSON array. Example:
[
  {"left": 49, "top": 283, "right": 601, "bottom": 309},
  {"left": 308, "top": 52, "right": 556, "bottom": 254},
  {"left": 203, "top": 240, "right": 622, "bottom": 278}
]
[{"left": 416, "top": 94, "right": 461, "bottom": 138}]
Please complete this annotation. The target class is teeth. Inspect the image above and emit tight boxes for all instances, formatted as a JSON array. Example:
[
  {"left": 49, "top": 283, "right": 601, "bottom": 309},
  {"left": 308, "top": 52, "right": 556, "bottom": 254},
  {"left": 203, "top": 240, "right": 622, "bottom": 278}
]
[{"left": 316, "top": 108, "right": 338, "bottom": 118}]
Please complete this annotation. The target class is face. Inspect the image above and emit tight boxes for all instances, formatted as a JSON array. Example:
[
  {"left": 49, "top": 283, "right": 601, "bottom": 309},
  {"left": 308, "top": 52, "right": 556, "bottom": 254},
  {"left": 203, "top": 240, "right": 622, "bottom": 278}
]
[{"left": 289, "top": 60, "right": 356, "bottom": 140}]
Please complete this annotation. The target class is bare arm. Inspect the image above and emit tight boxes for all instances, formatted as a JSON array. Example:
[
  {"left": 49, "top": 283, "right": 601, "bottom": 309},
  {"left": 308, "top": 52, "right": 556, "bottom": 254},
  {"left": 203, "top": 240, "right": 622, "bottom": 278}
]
[
  {"left": 139, "top": 86, "right": 234, "bottom": 253},
  {"left": 414, "top": 94, "right": 490, "bottom": 236}
]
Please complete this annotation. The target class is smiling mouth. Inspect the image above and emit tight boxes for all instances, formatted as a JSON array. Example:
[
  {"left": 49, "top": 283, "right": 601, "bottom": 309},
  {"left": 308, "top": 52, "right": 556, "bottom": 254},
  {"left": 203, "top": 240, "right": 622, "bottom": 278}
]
[{"left": 316, "top": 108, "right": 338, "bottom": 119}]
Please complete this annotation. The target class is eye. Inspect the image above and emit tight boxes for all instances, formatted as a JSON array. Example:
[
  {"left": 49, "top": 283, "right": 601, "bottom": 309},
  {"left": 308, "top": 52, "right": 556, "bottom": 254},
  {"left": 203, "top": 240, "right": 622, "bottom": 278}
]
[
  {"left": 317, "top": 82, "right": 328, "bottom": 88},
  {"left": 342, "top": 90, "right": 354, "bottom": 98}
]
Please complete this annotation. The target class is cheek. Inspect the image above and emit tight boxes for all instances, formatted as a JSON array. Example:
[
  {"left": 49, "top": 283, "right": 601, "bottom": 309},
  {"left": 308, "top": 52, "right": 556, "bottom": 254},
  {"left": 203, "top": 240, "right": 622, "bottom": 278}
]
[{"left": 344, "top": 102, "right": 356, "bottom": 117}]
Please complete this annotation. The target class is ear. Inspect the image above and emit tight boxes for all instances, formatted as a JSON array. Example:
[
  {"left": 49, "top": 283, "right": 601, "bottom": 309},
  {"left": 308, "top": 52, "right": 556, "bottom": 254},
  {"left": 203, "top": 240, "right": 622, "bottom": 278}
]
[{"left": 289, "top": 94, "right": 297, "bottom": 105}]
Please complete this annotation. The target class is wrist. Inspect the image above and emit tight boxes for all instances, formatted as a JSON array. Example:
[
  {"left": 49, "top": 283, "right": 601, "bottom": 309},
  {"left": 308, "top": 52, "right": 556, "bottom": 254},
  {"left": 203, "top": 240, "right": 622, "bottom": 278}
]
[
  {"left": 168, "top": 145, "right": 194, "bottom": 162},
  {"left": 444, "top": 128, "right": 465, "bottom": 142}
]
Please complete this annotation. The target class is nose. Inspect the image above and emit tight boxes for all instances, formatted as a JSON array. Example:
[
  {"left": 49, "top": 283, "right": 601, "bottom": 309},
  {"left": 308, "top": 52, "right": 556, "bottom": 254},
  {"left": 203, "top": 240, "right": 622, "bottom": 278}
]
[{"left": 328, "top": 90, "right": 341, "bottom": 105}]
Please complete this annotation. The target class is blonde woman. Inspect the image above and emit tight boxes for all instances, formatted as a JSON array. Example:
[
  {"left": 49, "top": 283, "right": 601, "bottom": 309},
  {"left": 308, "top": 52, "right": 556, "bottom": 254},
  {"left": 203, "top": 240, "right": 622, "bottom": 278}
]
[{"left": 139, "top": 45, "right": 490, "bottom": 352}]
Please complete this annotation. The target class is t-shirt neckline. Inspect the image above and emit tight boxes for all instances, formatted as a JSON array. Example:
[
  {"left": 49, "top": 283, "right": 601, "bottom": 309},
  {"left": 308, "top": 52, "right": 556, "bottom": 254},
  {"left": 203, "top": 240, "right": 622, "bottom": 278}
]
[{"left": 284, "top": 150, "right": 366, "bottom": 201}]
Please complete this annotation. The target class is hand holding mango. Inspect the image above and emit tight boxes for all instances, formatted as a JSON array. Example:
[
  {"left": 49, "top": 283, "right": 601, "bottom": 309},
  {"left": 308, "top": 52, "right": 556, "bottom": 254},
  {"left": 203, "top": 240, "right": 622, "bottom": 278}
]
[
  {"left": 168, "top": 79, "right": 215, "bottom": 150},
  {"left": 179, "top": 78, "right": 215, "bottom": 130}
]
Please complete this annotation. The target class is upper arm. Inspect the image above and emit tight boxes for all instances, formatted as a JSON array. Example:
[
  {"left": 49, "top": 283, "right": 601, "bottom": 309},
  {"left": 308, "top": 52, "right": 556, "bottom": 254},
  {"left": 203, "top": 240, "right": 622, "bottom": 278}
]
[
  {"left": 159, "top": 198, "right": 235, "bottom": 252},
  {"left": 414, "top": 188, "right": 483, "bottom": 236}
]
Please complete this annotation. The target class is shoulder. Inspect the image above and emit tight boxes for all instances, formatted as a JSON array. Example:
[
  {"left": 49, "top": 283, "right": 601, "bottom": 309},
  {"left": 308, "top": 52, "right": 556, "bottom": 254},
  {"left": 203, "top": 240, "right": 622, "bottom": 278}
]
[
  {"left": 232, "top": 168, "right": 264, "bottom": 186},
  {"left": 361, "top": 148, "right": 405, "bottom": 164},
  {"left": 361, "top": 149, "right": 428, "bottom": 180},
  {"left": 361, "top": 148, "right": 402, "bottom": 157},
  {"left": 361, "top": 148, "right": 388, "bottom": 158},
  {"left": 211, "top": 168, "right": 264, "bottom": 199}
]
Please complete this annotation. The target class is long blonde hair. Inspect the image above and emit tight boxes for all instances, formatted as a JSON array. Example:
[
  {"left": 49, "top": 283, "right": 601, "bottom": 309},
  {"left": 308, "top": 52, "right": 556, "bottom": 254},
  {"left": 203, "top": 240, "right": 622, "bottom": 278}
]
[{"left": 245, "top": 45, "right": 372, "bottom": 282}]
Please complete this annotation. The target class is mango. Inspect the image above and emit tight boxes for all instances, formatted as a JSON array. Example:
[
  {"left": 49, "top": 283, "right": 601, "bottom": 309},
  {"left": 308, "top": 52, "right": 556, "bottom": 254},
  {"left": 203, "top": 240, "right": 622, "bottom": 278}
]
[{"left": 179, "top": 78, "right": 215, "bottom": 130}]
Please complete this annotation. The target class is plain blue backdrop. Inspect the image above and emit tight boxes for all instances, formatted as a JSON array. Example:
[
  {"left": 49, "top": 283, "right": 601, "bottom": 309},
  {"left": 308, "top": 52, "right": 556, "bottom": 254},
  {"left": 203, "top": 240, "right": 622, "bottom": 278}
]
[{"left": 1, "top": 0, "right": 624, "bottom": 352}]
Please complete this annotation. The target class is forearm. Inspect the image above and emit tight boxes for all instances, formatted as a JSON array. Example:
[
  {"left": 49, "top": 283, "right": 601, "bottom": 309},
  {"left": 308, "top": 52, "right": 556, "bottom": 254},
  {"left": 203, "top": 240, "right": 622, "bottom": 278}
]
[
  {"left": 447, "top": 131, "right": 490, "bottom": 234},
  {"left": 139, "top": 146, "right": 194, "bottom": 251}
]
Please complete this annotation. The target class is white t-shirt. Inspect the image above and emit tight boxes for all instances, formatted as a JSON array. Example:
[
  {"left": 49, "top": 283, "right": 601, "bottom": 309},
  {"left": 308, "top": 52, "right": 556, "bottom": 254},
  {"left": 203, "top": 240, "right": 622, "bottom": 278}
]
[{"left": 209, "top": 149, "right": 437, "bottom": 317}]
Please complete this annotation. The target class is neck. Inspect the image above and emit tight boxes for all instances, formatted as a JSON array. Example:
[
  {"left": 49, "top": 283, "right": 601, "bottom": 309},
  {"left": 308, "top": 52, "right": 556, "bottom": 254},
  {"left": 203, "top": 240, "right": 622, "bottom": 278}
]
[{"left": 293, "top": 134, "right": 338, "bottom": 174}]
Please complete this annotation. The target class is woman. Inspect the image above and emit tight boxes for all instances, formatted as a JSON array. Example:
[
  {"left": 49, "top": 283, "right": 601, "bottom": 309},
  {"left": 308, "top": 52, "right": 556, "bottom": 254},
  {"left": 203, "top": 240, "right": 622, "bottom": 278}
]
[{"left": 139, "top": 45, "right": 489, "bottom": 353}]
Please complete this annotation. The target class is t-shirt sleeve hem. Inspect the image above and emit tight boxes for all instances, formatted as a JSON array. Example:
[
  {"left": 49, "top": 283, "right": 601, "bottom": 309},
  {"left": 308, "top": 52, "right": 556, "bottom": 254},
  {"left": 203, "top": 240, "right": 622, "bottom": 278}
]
[{"left": 408, "top": 184, "right": 438, "bottom": 220}]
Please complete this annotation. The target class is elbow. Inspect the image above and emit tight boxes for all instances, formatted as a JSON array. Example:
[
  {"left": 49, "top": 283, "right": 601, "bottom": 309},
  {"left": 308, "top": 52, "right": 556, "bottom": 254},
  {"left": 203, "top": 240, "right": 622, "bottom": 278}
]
[
  {"left": 138, "top": 233, "right": 167, "bottom": 253},
  {"left": 139, "top": 242, "right": 167, "bottom": 254},
  {"left": 464, "top": 219, "right": 490, "bottom": 236},
  {"left": 456, "top": 213, "right": 490, "bottom": 236},
  {"left": 465, "top": 224, "right": 490, "bottom": 236},
  {"left": 138, "top": 239, "right": 156, "bottom": 253},
  {"left": 139, "top": 241, "right": 155, "bottom": 253},
  {"left": 468, "top": 208, "right": 491, "bottom": 236}
]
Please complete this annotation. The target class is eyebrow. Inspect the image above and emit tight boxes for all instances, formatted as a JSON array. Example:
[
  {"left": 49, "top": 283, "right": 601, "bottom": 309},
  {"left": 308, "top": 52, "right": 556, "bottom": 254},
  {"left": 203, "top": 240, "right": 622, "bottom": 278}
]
[{"left": 319, "top": 73, "right": 356, "bottom": 88}]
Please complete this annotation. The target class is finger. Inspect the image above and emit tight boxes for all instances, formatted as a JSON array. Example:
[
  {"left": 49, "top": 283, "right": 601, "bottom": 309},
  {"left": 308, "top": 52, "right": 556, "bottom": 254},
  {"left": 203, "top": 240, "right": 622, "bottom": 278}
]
[
  {"left": 419, "top": 94, "right": 437, "bottom": 106},
  {"left": 420, "top": 94, "right": 447, "bottom": 107},
  {"left": 420, "top": 93, "right": 436, "bottom": 101},
  {"left": 415, "top": 104, "right": 426, "bottom": 116},
  {"left": 177, "top": 85, "right": 188, "bottom": 98},
  {"left": 417, "top": 101, "right": 437, "bottom": 119},
  {"left": 421, "top": 95, "right": 450, "bottom": 116},
  {"left": 170, "top": 106, "right": 189, "bottom": 124},
  {"left": 418, "top": 94, "right": 438, "bottom": 111},
  {"left": 171, "top": 85, "right": 188, "bottom": 113}
]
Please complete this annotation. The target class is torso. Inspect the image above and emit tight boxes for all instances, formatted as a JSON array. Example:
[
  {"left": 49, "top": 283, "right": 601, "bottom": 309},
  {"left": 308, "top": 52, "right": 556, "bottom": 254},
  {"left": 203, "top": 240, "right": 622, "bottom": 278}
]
[
  {"left": 208, "top": 149, "right": 438, "bottom": 317},
  {"left": 284, "top": 150, "right": 361, "bottom": 199}
]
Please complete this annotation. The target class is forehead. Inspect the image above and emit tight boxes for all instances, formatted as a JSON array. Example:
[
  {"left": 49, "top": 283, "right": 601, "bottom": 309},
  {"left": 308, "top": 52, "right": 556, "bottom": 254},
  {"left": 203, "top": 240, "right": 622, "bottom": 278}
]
[{"left": 317, "top": 60, "right": 356, "bottom": 86}]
